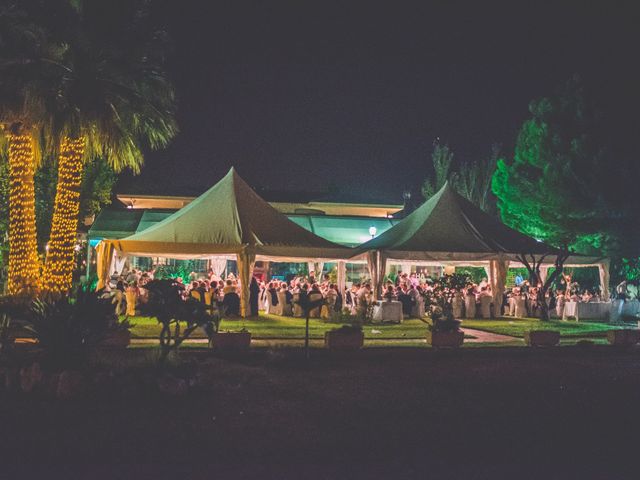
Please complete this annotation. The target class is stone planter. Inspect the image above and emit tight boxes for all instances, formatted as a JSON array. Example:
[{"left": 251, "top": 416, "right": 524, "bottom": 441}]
[
  {"left": 100, "top": 330, "right": 131, "bottom": 348},
  {"left": 426, "top": 330, "right": 464, "bottom": 348},
  {"left": 324, "top": 329, "right": 364, "bottom": 350},
  {"left": 524, "top": 330, "right": 560, "bottom": 347},
  {"left": 212, "top": 331, "right": 252, "bottom": 352},
  {"left": 607, "top": 329, "right": 640, "bottom": 346}
]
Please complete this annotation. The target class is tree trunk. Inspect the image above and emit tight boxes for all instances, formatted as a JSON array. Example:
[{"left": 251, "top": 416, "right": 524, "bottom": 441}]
[
  {"left": 43, "top": 136, "right": 85, "bottom": 295},
  {"left": 537, "top": 287, "right": 550, "bottom": 321},
  {"left": 6, "top": 132, "right": 40, "bottom": 295}
]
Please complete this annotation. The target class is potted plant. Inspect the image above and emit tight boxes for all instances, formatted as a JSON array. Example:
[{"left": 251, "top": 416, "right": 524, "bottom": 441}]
[
  {"left": 100, "top": 318, "right": 133, "bottom": 348},
  {"left": 427, "top": 316, "right": 464, "bottom": 348},
  {"left": 423, "top": 274, "right": 466, "bottom": 348},
  {"left": 325, "top": 324, "right": 364, "bottom": 350},
  {"left": 607, "top": 329, "right": 640, "bottom": 346},
  {"left": 212, "top": 327, "right": 252, "bottom": 352},
  {"left": 524, "top": 330, "right": 560, "bottom": 347}
]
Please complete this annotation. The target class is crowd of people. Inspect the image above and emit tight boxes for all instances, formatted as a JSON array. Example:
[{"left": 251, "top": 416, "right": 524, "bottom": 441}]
[
  {"left": 102, "top": 266, "right": 605, "bottom": 321},
  {"left": 503, "top": 273, "right": 604, "bottom": 319},
  {"left": 102, "top": 267, "right": 243, "bottom": 317}
]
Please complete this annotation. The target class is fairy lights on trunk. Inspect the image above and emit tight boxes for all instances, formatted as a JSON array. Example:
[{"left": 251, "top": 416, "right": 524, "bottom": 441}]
[
  {"left": 7, "top": 133, "right": 41, "bottom": 295},
  {"left": 43, "top": 136, "right": 85, "bottom": 295}
]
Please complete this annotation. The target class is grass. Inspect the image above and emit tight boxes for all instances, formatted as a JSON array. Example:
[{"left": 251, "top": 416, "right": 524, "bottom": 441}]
[
  {"left": 460, "top": 317, "right": 633, "bottom": 338},
  {"left": 129, "top": 313, "right": 633, "bottom": 342},
  {"left": 128, "top": 314, "right": 433, "bottom": 340}
]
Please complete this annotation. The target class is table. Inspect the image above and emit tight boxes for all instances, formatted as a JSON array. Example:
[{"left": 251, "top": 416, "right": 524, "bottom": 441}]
[
  {"left": 610, "top": 299, "right": 640, "bottom": 322},
  {"left": 372, "top": 301, "right": 403, "bottom": 323},
  {"left": 563, "top": 301, "right": 610, "bottom": 321}
]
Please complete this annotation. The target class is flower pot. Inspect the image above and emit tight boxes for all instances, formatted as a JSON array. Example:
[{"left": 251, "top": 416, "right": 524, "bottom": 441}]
[
  {"left": 524, "top": 330, "right": 560, "bottom": 347},
  {"left": 100, "top": 330, "right": 131, "bottom": 348},
  {"left": 607, "top": 329, "right": 640, "bottom": 346},
  {"left": 426, "top": 330, "right": 464, "bottom": 348},
  {"left": 213, "top": 331, "right": 252, "bottom": 352},
  {"left": 324, "top": 329, "right": 364, "bottom": 350}
]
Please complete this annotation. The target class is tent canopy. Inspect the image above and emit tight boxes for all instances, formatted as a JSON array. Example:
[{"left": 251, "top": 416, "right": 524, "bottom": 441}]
[
  {"left": 107, "top": 167, "right": 353, "bottom": 261},
  {"left": 352, "top": 182, "right": 609, "bottom": 301},
  {"left": 96, "top": 168, "right": 355, "bottom": 315},
  {"left": 355, "top": 182, "right": 555, "bottom": 261},
  {"left": 354, "top": 182, "right": 605, "bottom": 264}
]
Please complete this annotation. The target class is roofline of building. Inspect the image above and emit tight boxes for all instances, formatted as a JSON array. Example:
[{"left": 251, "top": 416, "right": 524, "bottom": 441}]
[{"left": 116, "top": 193, "right": 403, "bottom": 210}]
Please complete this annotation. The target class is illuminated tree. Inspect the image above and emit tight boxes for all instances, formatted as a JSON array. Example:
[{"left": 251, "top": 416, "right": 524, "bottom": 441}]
[
  {"left": 491, "top": 77, "right": 611, "bottom": 252},
  {"left": 40, "top": 0, "right": 178, "bottom": 294},
  {"left": 0, "top": 3, "right": 54, "bottom": 294}
]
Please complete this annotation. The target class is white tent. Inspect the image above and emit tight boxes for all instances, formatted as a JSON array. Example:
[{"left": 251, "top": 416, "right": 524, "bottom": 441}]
[
  {"left": 353, "top": 182, "right": 610, "bottom": 304},
  {"left": 96, "top": 168, "right": 353, "bottom": 316}
]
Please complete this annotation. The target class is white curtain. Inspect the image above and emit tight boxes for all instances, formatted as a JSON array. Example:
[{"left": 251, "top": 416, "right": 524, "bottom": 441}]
[
  {"left": 236, "top": 250, "right": 256, "bottom": 318},
  {"left": 95, "top": 241, "right": 115, "bottom": 290},
  {"left": 598, "top": 261, "right": 610, "bottom": 301},
  {"left": 210, "top": 256, "right": 227, "bottom": 278},
  {"left": 538, "top": 266, "right": 549, "bottom": 285},
  {"left": 366, "top": 251, "right": 386, "bottom": 300},
  {"left": 307, "top": 261, "right": 324, "bottom": 278},
  {"left": 337, "top": 261, "right": 346, "bottom": 294},
  {"left": 489, "top": 259, "right": 510, "bottom": 314},
  {"left": 112, "top": 253, "right": 127, "bottom": 276},
  {"left": 483, "top": 265, "right": 492, "bottom": 285}
]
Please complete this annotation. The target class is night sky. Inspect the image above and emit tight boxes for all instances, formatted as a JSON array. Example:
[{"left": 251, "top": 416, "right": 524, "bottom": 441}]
[{"left": 117, "top": 1, "right": 640, "bottom": 204}]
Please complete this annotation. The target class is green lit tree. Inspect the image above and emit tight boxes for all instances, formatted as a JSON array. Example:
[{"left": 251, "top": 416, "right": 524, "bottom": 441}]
[{"left": 491, "top": 77, "right": 611, "bottom": 252}]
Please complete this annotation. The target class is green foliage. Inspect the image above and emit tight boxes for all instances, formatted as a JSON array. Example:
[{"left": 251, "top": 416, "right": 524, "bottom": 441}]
[
  {"left": 613, "top": 258, "right": 640, "bottom": 284},
  {"left": 142, "top": 279, "right": 220, "bottom": 362},
  {"left": 13, "top": 289, "right": 126, "bottom": 367},
  {"left": 154, "top": 261, "right": 202, "bottom": 281},
  {"left": 422, "top": 141, "right": 454, "bottom": 199},
  {"left": 454, "top": 267, "right": 486, "bottom": 284},
  {"left": 422, "top": 274, "right": 468, "bottom": 329},
  {"left": 79, "top": 158, "right": 117, "bottom": 220},
  {"left": 421, "top": 141, "right": 498, "bottom": 214},
  {"left": 452, "top": 143, "right": 499, "bottom": 214},
  {"left": 492, "top": 76, "right": 635, "bottom": 255}
]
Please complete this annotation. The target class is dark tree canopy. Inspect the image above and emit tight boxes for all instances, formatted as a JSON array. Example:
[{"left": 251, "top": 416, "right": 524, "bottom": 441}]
[{"left": 491, "top": 77, "right": 635, "bottom": 255}]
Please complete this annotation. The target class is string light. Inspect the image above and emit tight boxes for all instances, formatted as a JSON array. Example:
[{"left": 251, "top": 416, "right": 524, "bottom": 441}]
[
  {"left": 43, "top": 136, "right": 85, "bottom": 295},
  {"left": 7, "top": 134, "right": 40, "bottom": 295}
]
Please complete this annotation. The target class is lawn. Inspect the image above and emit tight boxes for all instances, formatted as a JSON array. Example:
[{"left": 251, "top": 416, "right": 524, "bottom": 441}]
[
  {"left": 129, "top": 313, "right": 631, "bottom": 341},
  {"left": 128, "top": 314, "right": 433, "bottom": 340},
  {"left": 461, "top": 317, "right": 633, "bottom": 338}
]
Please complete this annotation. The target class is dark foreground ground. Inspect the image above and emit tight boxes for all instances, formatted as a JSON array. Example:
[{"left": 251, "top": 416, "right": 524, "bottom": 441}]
[{"left": 2, "top": 346, "right": 640, "bottom": 479}]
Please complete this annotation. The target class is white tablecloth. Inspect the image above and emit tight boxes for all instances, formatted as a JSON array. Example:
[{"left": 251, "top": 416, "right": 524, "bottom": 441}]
[
  {"left": 563, "top": 301, "right": 609, "bottom": 321},
  {"left": 610, "top": 299, "right": 640, "bottom": 322},
  {"left": 373, "top": 301, "right": 403, "bottom": 323}
]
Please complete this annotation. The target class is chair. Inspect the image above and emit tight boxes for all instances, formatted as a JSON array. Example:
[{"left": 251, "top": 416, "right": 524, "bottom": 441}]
[
  {"left": 292, "top": 293, "right": 303, "bottom": 317},
  {"left": 411, "top": 296, "right": 425, "bottom": 318},
  {"left": 222, "top": 292, "right": 240, "bottom": 316},
  {"left": 479, "top": 294, "right": 492, "bottom": 319},
  {"left": 277, "top": 290, "right": 290, "bottom": 316}
]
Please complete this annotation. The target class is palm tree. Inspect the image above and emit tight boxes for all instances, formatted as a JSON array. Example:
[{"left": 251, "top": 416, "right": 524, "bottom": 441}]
[
  {"left": 41, "top": 0, "right": 178, "bottom": 294},
  {"left": 0, "top": 3, "right": 55, "bottom": 294}
]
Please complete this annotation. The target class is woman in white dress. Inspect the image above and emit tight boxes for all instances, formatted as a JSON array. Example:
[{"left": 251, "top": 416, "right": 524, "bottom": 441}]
[
  {"left": 464, "top": 288, "right": 476, "bottom": 319},
  {"left": 452, "top": 290, "right": 464, "bottom": 319},
  {"left": 264, "top": 282, "right": 275, "bottom": 314}
]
